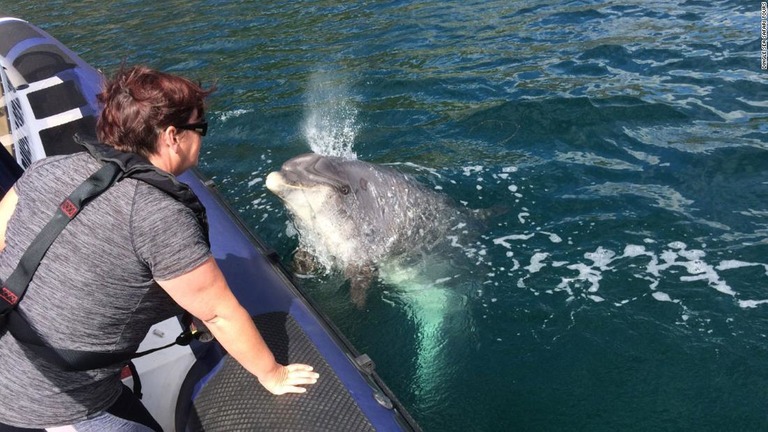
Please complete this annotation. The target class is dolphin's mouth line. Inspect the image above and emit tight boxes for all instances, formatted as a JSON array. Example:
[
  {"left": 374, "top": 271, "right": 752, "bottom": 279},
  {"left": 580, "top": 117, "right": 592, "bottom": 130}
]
[
  {"left": 279, "top": 182, "right": 312, "bottom": 190},
  {"left": 276, "top": 178, "right": 340, "bottom": 191}
]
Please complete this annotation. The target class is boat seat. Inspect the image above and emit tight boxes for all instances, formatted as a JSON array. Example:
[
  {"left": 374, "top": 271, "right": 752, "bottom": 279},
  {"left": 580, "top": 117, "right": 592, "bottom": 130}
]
[{"left": 13, "top": 45, "right": 76, "bottom": 83}]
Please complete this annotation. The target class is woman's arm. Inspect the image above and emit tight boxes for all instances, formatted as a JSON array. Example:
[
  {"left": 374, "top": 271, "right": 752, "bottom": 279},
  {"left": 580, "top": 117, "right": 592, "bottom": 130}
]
[
  {"left": 157, "top": 256, "right": 318, "bottom": 394},
  {"left": 0, "top": 186, "right": 19, "bottom": 252}
]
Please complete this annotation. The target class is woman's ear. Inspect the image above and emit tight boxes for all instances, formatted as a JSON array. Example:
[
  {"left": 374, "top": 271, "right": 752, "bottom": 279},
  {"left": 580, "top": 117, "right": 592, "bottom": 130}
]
[{"left": 159, "top": 125, "right": 180, "bottom": 153}]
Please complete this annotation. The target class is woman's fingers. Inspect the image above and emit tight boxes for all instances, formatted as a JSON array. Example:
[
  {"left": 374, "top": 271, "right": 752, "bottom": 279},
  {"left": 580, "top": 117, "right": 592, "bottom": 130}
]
[
  {"left": 265, "top": 364, "right": 319, "bottom": 395},
  {"left": 285, "top": 364, "right": 319, "bottom": 385}
]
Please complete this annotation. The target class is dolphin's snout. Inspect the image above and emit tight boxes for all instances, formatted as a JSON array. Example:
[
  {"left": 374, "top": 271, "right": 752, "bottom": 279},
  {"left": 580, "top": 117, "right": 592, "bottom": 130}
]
[
  {"left": 265, "top": 171, "right": 285, "bottom": 192},
  {"left": 272, "top": 153, "right": 346, "bottom": 190}
]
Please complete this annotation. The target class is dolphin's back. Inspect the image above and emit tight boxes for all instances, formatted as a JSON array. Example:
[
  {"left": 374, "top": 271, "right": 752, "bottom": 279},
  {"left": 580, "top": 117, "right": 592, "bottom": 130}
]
[{"left": 340, "top": 158, "right": 462, "bottom": 260}]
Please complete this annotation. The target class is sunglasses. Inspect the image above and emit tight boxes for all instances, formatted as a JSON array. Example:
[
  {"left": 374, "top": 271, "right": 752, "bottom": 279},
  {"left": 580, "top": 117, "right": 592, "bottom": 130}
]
[{"left": 174, "top": 120, "right": 208, "bottom": 136}]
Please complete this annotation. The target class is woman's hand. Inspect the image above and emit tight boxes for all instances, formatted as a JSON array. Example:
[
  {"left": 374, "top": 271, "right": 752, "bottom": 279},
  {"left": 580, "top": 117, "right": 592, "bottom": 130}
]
[{"left": 258, "top": 363, "right": 319, "bottom": 395}]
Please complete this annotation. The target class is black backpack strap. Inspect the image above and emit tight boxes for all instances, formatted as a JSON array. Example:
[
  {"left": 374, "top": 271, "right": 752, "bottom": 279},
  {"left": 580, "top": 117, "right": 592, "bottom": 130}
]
[
  {"left": 6, "top": 310, "right": 200, "bottom": 371},
  {"left": 0, "top": 162, "right": 123, "bottom": 314},
  {"left": 0, "top": 162, "right": 127, "bottom": 370},
  {"left": 7, "top": 311, "right": 139, "bottom": 369}
]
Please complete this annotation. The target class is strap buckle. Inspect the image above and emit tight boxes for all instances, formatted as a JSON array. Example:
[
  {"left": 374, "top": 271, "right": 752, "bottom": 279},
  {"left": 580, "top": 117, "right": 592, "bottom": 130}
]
[
  {"left": 175, "top": 330, "right": 196, "bottom": 346},
  {"left": 174, "top": 326, "right": 214, "bottom": 346}
]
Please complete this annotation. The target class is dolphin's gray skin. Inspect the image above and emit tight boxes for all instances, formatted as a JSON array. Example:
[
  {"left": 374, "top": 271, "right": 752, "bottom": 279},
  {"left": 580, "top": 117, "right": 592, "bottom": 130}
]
[{"left": 266, "top": 153, "right": 467, "bottom": 306}]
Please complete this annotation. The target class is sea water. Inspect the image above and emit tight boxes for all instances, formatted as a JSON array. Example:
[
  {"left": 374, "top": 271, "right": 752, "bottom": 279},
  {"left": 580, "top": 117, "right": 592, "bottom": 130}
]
[{"left": 4, "top": 1, "right": 766, "bottom": 430}]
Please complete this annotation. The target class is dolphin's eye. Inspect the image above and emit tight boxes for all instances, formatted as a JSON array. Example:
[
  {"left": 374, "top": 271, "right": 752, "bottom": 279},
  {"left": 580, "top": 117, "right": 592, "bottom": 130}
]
[{"left": 338, "top": 185, "right": 351, "bottom": 195}]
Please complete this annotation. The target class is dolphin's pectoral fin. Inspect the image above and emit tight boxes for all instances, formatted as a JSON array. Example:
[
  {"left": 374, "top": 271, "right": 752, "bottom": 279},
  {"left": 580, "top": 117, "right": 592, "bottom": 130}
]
[
  {"left": 345, "top": 263, "right": 377, "bottom": 309},
  {"left": 292, "top": 248, "right": 321, "bottom": 275}
]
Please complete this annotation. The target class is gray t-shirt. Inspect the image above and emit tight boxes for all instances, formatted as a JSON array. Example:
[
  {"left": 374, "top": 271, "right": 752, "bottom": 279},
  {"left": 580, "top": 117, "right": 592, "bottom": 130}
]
[{"left": 0, "top": 152, "right": 211, "bottom": 428}]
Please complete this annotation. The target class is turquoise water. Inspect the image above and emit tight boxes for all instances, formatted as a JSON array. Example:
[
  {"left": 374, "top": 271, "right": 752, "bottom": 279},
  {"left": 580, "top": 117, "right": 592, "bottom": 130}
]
[{"left": 4, "top": 1, "right": 767, "bottom": 430}]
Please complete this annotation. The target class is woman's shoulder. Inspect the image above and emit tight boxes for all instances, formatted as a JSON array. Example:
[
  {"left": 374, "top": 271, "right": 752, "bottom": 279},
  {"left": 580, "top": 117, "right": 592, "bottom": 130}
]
[
  {"left": 17, "top": 152, "right": 98, "bottom": 194},
  {"left": 25, "top": 152, "right": 95, "bottom": 172},
  {"left": 131, "top": 180, "right": 195, "bottom": 216}
]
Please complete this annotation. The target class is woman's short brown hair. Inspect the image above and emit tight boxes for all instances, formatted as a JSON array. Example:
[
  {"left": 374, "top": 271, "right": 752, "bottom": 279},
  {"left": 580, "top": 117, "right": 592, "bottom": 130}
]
[{"left": 96, "top": 65, "right": 214, "bottom": 158}]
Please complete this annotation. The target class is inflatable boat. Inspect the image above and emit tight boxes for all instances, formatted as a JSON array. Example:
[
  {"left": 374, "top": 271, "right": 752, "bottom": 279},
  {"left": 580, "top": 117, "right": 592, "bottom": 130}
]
[{"left": 0, "top": 17, "right": 420, "bottom": 432}]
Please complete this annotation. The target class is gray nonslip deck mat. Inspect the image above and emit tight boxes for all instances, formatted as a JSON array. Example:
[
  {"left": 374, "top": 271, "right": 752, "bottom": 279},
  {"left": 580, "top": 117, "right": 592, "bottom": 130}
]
[{"left": 186, "top": 312, "right": 376, "bottom": 432}]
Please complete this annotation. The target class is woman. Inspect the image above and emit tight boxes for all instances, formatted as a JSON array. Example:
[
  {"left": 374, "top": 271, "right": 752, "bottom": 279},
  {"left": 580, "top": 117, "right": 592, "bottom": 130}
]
[{"left": 0, "top": 66, "right": 318, "bottom": 431}]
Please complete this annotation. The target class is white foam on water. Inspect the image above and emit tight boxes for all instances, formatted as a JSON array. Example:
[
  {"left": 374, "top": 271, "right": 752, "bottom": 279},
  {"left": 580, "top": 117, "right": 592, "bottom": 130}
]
[
  {"left": 492, "top": 233, "right": 535, "bottom": 249},
  {"left": 540, "top": 231, "right": 562, "bottom": 243},
  {"left": 557, "top": 262, "right": 603, "bottom": 294},
  {"left": 525, "top": 252, "right": 550, "bottom": 273},
  {"left": 739, "top": 299, "right": 768, "bottom": 308},
  {"left": 462, "top": 165, "right": 484, "bottom": 176},
  {"left": 716, "top": 260, "right": 767, "bottom": 272},
  {"left": 489, "top": 234, "right": 768, "bottom": 312},
  {"left": 219, "top": 108, "right": 250, "bottom": 122},
  {"left": 655, "top": 242, "right": 735, "bottom": 296},
  {"left": 652, "top": 291, "right": 675, "bottom": 302}
]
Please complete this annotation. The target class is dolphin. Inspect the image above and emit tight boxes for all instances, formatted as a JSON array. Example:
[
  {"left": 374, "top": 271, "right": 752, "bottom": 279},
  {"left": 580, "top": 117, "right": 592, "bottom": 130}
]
[
  {"left": 266, "top": 152, "right": 480, "bottom": 400},
  {"left": 265, "top": 152, "right": 470, "bottom": 306}
]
